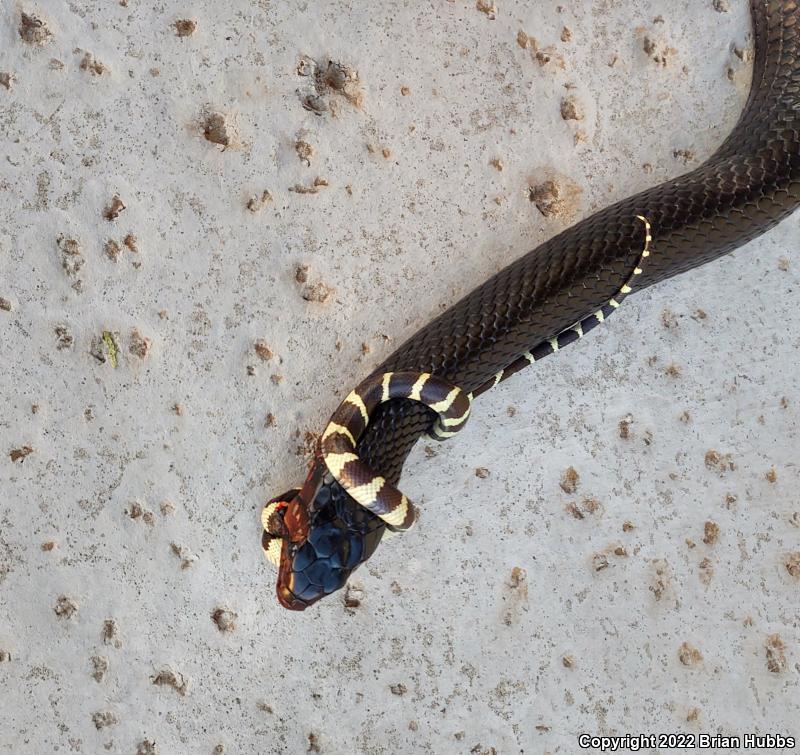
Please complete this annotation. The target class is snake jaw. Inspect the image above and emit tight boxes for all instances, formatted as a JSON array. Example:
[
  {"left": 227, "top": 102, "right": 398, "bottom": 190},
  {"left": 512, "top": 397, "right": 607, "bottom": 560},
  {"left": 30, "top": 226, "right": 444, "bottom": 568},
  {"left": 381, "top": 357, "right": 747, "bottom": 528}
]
[
  {"left": 267, "top": 460, "right": 331, "bottom": 611},
  {"left": 265, "top": 449, "right": 389, "bottom": 611},
  {"left": 275, "top": 494, "right": 317, "bottom": 610},
  {"left": 277, "top": 540, "right": 309, "bottom": 611},
  {"left": 265, "top": 494, "right": 316, "bottom": 611}
]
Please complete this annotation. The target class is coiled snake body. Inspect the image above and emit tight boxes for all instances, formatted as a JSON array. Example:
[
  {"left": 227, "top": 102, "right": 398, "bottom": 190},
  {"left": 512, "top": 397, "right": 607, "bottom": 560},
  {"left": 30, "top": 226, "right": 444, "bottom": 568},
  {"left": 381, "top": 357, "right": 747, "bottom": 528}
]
[{"left": 263, "top": 1, "right": 800, "bottom": 611}]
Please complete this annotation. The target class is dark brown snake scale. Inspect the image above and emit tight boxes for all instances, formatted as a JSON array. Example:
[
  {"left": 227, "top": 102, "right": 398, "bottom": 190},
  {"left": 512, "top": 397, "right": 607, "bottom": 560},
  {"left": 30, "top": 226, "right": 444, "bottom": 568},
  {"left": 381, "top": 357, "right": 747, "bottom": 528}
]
[{"left": 264, "top": 1, "right": 800, "bottom": 610}]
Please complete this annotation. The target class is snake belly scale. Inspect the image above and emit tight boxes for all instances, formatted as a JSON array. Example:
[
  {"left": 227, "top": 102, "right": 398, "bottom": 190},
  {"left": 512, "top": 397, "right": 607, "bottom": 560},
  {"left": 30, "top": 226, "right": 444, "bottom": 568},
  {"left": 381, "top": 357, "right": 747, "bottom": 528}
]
[{"left": 261, "top": 1, "right": 800, "bottom": 611}]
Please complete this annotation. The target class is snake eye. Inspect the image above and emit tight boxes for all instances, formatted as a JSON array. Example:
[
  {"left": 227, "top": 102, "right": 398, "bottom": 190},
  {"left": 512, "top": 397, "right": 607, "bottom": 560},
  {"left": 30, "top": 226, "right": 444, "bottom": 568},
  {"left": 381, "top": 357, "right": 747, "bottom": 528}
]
[{"left": 262, "top": 489, "right": 302, "bottom": 532}]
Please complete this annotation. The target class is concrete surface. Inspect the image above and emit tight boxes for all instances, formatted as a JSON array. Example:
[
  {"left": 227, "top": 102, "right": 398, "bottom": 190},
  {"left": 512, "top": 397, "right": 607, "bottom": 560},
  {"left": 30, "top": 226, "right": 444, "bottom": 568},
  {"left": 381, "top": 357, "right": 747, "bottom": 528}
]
[{"left": 1, "top": 0, "right": 799, "bottom": 753}]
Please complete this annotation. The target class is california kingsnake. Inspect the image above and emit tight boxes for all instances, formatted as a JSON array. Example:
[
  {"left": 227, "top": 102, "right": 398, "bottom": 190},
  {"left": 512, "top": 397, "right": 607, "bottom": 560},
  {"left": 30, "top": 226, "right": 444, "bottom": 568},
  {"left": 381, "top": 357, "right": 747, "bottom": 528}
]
[
  {"left": 261, "top": 216, "right": 652, "bottom": 564},
  {"left": 262, "top": 1, "right": 800, "bottom": 611}
]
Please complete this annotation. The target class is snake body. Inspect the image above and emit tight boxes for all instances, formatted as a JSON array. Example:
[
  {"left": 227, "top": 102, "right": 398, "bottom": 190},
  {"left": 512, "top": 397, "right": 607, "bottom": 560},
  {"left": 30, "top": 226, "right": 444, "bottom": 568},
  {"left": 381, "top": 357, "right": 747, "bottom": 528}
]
[
  {"left": 263, "top": 370, "right": 472, "bottom": 562},
  {"left": 262, "top": 216, "right": 653, "bottom": 585},
  {"left": 264, "top": 1, "right": 800, "bottom": 611}
]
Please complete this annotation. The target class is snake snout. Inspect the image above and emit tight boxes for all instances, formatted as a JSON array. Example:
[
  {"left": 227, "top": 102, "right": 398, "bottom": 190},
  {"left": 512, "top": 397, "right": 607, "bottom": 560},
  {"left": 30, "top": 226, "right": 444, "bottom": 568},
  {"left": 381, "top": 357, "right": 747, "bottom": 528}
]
[
  {"left": 263, "top": 483, "right": 331, "bottom": 611},
  {"left": 273, "top": 502, "right": 351, "bottom": 611},
  {"left": 264, "top": 454, "right": 388, "bottom": 610}
]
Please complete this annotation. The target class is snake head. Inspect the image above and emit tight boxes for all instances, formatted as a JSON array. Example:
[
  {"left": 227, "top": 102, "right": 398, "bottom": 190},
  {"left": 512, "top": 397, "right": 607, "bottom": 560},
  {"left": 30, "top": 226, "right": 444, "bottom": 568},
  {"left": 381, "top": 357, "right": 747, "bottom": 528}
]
[{"left": 263, "top": 448, "right": 386, "bottom": 611}]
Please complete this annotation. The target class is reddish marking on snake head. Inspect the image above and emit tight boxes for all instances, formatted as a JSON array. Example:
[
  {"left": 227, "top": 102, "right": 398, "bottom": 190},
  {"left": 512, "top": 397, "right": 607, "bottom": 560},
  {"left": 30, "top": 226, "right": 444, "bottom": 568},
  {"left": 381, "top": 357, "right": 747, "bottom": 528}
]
[
  {"left": 272, "top": 454, "right": 329, "bottom": 610},
  {"left": 283, "top": 498, "right": 309, "bottom": 541}
]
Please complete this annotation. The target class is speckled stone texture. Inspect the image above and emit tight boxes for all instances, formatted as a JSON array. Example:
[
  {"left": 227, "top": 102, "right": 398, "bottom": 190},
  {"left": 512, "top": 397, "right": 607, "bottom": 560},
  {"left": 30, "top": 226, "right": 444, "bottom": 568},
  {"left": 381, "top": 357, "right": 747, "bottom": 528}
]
[{"left": 1, "top": 1, "right": 798, "bottom": 753}]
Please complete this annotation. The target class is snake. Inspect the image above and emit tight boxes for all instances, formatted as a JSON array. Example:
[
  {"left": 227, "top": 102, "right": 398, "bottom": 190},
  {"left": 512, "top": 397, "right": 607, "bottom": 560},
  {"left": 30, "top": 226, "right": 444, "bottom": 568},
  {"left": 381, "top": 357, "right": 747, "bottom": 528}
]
[{"left": 262, "top": 0, "right": 800, "bottom": 611}]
